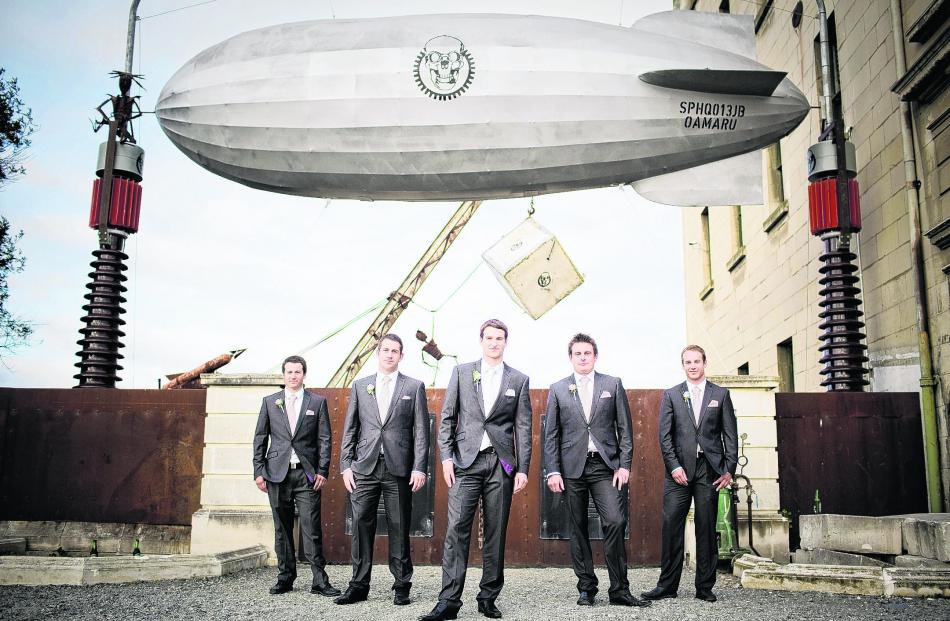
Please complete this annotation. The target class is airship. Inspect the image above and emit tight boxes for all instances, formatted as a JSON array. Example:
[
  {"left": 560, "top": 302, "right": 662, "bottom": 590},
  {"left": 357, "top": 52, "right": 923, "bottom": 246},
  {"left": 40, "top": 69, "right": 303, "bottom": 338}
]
[{"left": 156, "top": 11, "right": 809, "bottom": 205}]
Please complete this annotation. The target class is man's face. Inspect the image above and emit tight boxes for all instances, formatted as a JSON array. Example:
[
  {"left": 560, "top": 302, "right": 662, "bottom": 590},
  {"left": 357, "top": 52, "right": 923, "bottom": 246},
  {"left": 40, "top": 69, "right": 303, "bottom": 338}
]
[
  {"left": 570, "top": 342, "right": 597, "bottom": 375},
  {"left": 283, "top": 362, "right": 305, "bottom": 391},
  {"left": 377, "top": 338, "right": 404, "bottom": 374},
  {"left": 480, "top": 326, "right": 507, "bottom": 362},
  {"left": 682, "top": 350, "right": 707, "bottom": 382}
]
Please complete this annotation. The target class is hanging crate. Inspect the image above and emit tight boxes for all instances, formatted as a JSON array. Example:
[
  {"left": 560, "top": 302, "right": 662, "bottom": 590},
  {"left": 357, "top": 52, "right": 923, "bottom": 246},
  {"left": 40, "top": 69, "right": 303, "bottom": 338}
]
[{"left": 482, "top": 218, "right": 584, "bottom": 320}]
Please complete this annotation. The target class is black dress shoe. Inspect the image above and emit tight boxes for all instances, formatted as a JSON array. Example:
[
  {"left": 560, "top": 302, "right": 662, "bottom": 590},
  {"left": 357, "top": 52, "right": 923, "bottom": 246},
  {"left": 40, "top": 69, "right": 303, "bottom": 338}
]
[
  {"left": 419, "top": 602, "right": 460, "bottom": 621},
  {"left": 311, "top": 584, "right": 342, "bottom": 597},
  {"left": 609, "top": 593, "right": 652, "bottom": 607},
  {"left": 477, "top": 601, "right": 502, "bottom": 619},
  {"left": 394, "top": 590, "right": 411, "bottom": 606},
  {"left": 641, "top": 586, "right": 677, "bottom": 600},
  {"left": 695, "top": 591, "right": 717, "bottom": 602},
  {"left": 269, "top": 582, "right": 293, "bottom": 595},
  {"left": 576, "top": 591, "right": 595, "bottom": 606},
  {"left": 334, "top": 587, "right": 368, "bottom": 604}
]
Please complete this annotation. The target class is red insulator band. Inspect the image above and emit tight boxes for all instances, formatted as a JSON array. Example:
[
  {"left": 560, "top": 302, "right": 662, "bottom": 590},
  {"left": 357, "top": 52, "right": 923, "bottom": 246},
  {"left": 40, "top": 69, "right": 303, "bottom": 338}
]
[
  {"left": 89, "top": 178, "right": 142, "bottom": 233},
  {"left": 808, "top": 177, "right": 861, "bottom": 235}
]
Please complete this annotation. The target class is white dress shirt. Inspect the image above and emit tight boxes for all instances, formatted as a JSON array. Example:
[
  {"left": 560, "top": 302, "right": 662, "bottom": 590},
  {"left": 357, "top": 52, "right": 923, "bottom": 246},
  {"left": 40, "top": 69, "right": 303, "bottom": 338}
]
[
  {"left": 574, "top": 371, "right": 598, "bottom": 452},
  {"left": 285, "top": 388, "right": 304, "bottom": 465},
  {"left": 671, "top": 378, "right": 708, "bottom": 477},
  {"left": 480, "top": 360, "right": 503, "bottom": 451},
  {"left": 375, "top": 371, "right": 398, "bottom": 423}
]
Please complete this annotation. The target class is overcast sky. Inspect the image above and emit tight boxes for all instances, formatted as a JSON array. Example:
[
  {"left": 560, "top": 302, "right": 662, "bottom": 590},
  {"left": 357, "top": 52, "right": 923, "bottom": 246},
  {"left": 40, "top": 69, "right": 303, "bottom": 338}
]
[{"left": 1, "top": 0, "right": 694, "bottom": 390}]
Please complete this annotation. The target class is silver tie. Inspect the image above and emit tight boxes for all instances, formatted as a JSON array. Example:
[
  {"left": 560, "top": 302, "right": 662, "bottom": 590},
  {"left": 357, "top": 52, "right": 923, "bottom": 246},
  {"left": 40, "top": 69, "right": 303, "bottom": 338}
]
[{"left": 580, "top": 376, "right": 593, "bottom": 421}]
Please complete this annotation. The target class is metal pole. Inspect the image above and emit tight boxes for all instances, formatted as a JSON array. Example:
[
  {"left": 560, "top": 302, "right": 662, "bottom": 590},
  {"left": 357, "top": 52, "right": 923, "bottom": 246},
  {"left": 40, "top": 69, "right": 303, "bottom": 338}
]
[
  {"left": 889, "top": 0, "right": 943, "bottom": 512},
  {"left": 125, "top": 1, "right": 141, "bottom": 74}
]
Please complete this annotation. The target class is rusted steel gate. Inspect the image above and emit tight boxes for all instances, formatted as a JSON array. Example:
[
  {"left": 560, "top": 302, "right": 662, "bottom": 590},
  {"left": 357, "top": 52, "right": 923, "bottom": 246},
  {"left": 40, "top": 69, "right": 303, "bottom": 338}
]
[
  {"left": 316, "top": 388, "right": 664, "bottom": 567},
  {"left": 0, "top": 388, "right": 206, "bottom": 526},
  {"left": 775, "top": 392, "right": 927, "bottom": 550}
]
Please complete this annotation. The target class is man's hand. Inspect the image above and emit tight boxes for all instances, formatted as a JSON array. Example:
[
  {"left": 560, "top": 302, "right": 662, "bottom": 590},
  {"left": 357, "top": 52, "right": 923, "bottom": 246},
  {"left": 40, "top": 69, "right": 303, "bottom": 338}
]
[
  {"left": 547, "top": 474, "right": 565, "bottom": 493},
  {"left": 410, "top": 471, "right": 427, "bottom": 492},
  {"left": 513, "top": 472, "right": 528, "bottom": 494},
  {"left": 612, "top": 468, "right": 630, "bottom": 490},
  {"left": 255, "top": 475, "right": 267, "bottom": 493},
  {"left": 442, "top": 460, "right": 455, "bottom": 488},
  {"left": 671, "top": 467, "right": 688, "bottom": 486},
  {"left": 312, "top": 473, "right": 327, "bottom": 491},
  {"left": 342, "top": 468, "right": 356, "bottom": 492},
  {"left": 713, "top": 472, "right": 733, "bottom": 491}
]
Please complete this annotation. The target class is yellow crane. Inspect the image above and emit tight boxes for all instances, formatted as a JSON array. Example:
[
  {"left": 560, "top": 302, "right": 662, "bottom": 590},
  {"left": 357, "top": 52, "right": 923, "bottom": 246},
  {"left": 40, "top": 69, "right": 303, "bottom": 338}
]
[{"left": 325, "top": 200, "right": 483, "bottom": 388}]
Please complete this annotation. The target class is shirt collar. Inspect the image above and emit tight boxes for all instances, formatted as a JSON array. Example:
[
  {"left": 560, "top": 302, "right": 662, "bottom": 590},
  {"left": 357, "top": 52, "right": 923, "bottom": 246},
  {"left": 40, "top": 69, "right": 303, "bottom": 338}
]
[
  {"left": 481, "top": 359, "right": 503, "bottom": 373},
  {"left": 686, "top": 379, "right": 707, "bottom": 393},
  {"left": 284, "top": 387, "right": 304, "bottom": 399},
  {"left": 573, "top": 371, "right": 595, "bottom": 385},
  {"left": 377, "top": 370, "right": 398, "bottom": 384}
]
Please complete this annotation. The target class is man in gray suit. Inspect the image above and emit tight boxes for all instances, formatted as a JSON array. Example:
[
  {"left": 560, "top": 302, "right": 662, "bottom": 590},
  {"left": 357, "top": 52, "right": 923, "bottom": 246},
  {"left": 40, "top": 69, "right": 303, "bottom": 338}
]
[
  {"left": 335, "top": 334, "right": 430, "bottom": 606},
  {"left": 420, "top": 319, "right": 532, "bottom": 621},
  {"left": 542, "top": 333, "right": 649, "bottom": 608},
  {"left": 642, "top": 345, "right": 737, "bottom": 603},
  {"left": 252, "top": 355, "right": 341, "bottom": 597}
]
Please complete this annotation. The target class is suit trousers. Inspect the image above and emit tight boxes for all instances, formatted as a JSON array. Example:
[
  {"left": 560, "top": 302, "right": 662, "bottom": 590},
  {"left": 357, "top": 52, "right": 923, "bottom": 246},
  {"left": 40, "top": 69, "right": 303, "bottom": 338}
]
[
  {"left": 267, "top": 467, "right": 330, "bottom": 587},
  {"left": 565, "top": 454, "right": 630, "bottom": 598},
  {"left": 348, "top": 454, "right": 413, "bottom": 593},
  {"left": 657, "top": 455, "right": 718, "bottom": 593},
  {"left": 439, "top": 451, "right": 513, "bottom": 607}
]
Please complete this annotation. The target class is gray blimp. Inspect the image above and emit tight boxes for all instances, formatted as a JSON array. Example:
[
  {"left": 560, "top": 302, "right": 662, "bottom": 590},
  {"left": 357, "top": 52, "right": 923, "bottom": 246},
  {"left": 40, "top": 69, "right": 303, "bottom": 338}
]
[{"left": 156, "top": 11, "right": 809, "bottom": 204}]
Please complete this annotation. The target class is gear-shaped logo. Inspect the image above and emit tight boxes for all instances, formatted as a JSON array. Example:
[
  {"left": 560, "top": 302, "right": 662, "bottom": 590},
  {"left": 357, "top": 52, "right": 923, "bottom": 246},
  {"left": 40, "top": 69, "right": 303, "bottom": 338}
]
[{"left": 413, "top": 35, "right": 475, "bottom": 101}]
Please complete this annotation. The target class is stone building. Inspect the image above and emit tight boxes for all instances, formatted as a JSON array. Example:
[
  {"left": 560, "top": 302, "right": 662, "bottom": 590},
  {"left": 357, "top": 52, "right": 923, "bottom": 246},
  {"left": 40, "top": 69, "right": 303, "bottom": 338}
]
[{"left": 675, "top": 0, "right": 948, "bottom": 506}]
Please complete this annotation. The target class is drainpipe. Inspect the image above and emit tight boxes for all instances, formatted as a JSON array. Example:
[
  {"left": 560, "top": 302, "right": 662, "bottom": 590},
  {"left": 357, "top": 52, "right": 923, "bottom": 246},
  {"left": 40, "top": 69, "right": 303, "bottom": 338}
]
[{"left": 889, "top": 0, "right": 943, "bottom": 512}]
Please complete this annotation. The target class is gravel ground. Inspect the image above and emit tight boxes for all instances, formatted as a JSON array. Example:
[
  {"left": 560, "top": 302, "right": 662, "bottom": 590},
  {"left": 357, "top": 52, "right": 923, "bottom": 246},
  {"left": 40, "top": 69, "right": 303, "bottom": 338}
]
[{"left": 1, "top": 564, "right": 947, "bottom": 621}]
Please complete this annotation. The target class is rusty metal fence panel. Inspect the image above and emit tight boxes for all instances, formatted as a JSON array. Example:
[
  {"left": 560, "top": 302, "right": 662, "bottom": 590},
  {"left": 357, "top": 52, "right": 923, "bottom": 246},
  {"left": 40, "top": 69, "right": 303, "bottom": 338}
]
[
  {"left": 775, "top": 392, "right": 927, "bottom": 551},
  {"left": 0, "top": 388, "right": 206, "bottom": 526}
]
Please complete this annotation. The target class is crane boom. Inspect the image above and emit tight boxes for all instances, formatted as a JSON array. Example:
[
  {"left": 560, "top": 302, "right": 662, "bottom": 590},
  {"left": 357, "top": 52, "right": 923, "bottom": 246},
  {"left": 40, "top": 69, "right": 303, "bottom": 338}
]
[{"left": 325, "top": 200, "right": 483, "bottom": 387}]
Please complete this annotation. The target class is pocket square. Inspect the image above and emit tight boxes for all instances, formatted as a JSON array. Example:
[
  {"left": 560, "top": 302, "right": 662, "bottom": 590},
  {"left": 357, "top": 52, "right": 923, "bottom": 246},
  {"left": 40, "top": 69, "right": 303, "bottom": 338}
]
[
  {"left": 600, "top": 391, "right": 611, "bottom": 398},
  {"left": 305, "top": 409, "right": 315, "bottom": 416},
  {"left": 401, "top": 395, "right": 411, "bottom": 400},
  {"left": 505, "top": 388, "right": 516, "bottom": 397},
  {"left": 708, "top": 400, "right": 719, "bottom": 408}
]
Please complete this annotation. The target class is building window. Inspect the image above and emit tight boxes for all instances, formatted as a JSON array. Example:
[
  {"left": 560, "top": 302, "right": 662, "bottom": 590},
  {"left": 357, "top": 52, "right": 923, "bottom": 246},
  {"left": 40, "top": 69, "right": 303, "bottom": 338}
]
[
  {"left": 762, "top": 142, "right": 789, "bottom": 232},
  {"left": 777, "top": 338, "right": 795, "bottom": 392},
  {"left": 700, "top": 207, "right": 714, "bottom": 300},
  {"left": 754, "top": 0, "right": 775, "bottom": 33},
  {"left": 813, "top": 13, "right": 842, "bottom": 127},
  {"left": 727, "top": 205, "right": 746, "bottom": 271},
  {"left": 737, "top": 362, "right": 750, "bottom": 375},
  {"left": 719, "top": 0, "right": 730, "bottom": 13}
]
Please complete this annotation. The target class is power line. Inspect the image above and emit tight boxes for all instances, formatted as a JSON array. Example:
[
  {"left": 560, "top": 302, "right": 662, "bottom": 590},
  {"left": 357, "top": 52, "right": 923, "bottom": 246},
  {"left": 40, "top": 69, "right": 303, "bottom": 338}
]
[{"left": 139, "top": 0, "right": 218, "bottom": 21}]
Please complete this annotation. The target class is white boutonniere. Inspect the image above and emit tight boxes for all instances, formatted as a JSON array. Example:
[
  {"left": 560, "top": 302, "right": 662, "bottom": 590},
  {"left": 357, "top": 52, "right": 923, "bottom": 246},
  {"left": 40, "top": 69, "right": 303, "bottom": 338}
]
[
  {"left": 472, "top": 370, "right": 481, "bottom": 386},
  {"left": 569, "top": 383, "right": 577, "bottom": 396},
  {"left": 366, "top": 384, "right": 375, "bottom": 395},
  {"left": 275, "top": 398, "right": 284, "bottom": 410},
  {"left": 682, "top": 390, "right": 690, "bottom": 404}
]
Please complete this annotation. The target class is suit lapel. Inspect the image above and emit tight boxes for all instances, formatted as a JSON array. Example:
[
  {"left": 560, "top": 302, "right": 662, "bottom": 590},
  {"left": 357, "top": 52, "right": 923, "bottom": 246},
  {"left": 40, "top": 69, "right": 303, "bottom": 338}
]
[
  {"left": 486, "top": 364, "right": 510, "bottom": 420},
  {"left": 696, "top": 382, "right": 716, "bottom": 429},
  {"left": 383, "top": 373, "right": 406, "bottom": 427},
  {"left": 588, "top": 372, "right": 604, "bottom": 422},
  {"left": 367, "top": 374, "right": 383, "bottom": 425},
  {"left": 565, "top": 377, "right": 586, "bottom": 424},
  {"left": 474, "top": 361, "right": 487, "bottom": 419},
  {"left": 291, "top": 390, "right": 308, "bottom": 437},
  {"left": 678, "top": 381, "right": 698, "bottom": 430}
]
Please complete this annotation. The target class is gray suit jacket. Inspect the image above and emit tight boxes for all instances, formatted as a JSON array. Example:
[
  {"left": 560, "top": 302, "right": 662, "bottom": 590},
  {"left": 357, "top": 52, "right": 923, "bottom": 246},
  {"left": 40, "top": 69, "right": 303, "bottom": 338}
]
[
  {"left": 438, "top": 361, "right": 533, "bottom": 475},
  {"left": 658, "top": 380, "right": 738, "bottom": 480},
  {"left": 252, "top": 389, "right": 331, "bottom": 483},
  {"left": 339, "top": 372, "right": 430, "bottom": 477},
  {"left": 542, "top": 373, "right": 633, "bottom": 479}
]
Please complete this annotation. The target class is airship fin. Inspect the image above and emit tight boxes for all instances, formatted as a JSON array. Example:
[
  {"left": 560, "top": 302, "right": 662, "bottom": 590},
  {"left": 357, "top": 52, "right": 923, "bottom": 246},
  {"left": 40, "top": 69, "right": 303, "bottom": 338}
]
[
  {"left": 631, "top": 150, "right": 763, "bottom": 207},
  {"left": 639, "top": 69, "right": 787, "bottom": 97},
  {"left": 631, "top": 10, "right": 756, "bottom": 60}
]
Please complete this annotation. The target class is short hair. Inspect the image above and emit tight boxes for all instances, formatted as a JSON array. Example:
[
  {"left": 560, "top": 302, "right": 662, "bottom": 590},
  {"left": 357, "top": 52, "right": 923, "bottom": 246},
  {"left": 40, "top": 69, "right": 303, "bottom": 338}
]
[
  {"left": 479, "top": 318, "right": 508, "bottom": 339},
  {"left": 377, "top": 333, "right": 403, "bottom": 353},
  {"left": 282, "top": 355, "right": 307, "bottom": 374},
  {"left": 681, "top": 345, "right": 707, "bottom": 363},
  {"left": 568, "top": 333, "right": 598, "bottom": 356}
]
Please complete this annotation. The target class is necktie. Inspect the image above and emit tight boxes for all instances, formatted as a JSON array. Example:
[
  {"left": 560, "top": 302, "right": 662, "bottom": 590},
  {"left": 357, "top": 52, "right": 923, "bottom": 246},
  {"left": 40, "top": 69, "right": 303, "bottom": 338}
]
[
  {"left": 692, "top": 385, "right": 701, "bottom": 424},
  {"left": 580, "top": 376, "right": 593, "bottom": 421},
  {"left": 287, "top": 393, "right": 298, "bottom": 433},
  {"left": 483, "top": 367, "right": 498, "bottom": 415},
  {"left": 377, "top": 376, "right": 392, "bottom": 423}
]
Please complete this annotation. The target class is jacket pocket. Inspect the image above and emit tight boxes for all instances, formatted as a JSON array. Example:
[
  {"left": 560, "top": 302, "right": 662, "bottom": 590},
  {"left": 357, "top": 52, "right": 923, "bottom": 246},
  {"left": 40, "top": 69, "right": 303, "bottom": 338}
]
[{"left": 266, "top": 450, "right": 278, "bottom": 458}]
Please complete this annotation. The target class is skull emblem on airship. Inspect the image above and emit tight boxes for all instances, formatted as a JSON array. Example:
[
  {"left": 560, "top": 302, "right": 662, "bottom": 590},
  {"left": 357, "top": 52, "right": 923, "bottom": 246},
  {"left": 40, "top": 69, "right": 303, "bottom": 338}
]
[{"left": 414, "top": 35, "right": 475, "bottom": 100}]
